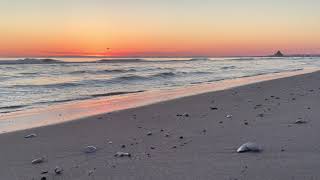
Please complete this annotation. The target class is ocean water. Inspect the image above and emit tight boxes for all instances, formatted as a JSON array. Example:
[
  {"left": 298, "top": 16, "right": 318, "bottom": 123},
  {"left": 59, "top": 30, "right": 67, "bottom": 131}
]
[{"left": 0, "top": 57, "right": 320, "bottom": 114}]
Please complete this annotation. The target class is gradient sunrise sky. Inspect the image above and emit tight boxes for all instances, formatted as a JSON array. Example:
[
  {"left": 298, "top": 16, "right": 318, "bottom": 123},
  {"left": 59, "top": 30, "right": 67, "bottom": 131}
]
[{"left": 0, "top": 0, "right": 319, "bottom": 57}]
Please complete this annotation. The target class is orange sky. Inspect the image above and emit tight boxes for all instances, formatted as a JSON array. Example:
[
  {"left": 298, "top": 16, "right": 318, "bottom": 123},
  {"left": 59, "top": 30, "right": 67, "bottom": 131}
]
[{"left": 0, "top": 0, "right": 319, "bottom": 57}]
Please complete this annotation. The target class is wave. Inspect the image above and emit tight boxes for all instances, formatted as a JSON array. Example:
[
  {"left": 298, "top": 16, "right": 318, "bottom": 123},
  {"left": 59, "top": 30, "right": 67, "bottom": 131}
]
[
  {"left": 228, "top": 58, "right": 256, "bottom": 61},
  {"left": 98, "top": 59, "right": 145, "bottom": 63},
  {"left": 148, "top": 71, "right": 211, "bottom": 79},
  {"left": 12, "top": 82, "right": 81, "bottom": 89},
  {"left": 98, "top": 58, "right": 211, "bottom": 63},
  {"left": 221, "top": 66, "right": 237, "bottom": 70},
  {"left": 227, "top": 57, "right": 288, "bottom": 61},
  {"left": 35, "top": 97, "right": 91, "bottom": 105},
  {"left": 90, "top": 90, "right": 144, "bottom": 98},
  {"left": 0, "top": 58, "right": 64, "bottom": 65},
  {"left": 77, "top": 70, "right": 212, "bottom": 85},
  {"left": 0, "top": 104, "right": 28, "bottom": 114},
  {"left": 116, "top": 75, "right": 149, "bottom": 81},
  {"left": 0, "top": 105, "right": 27, "bottom": 110},
  {"left": 149, "top": 72, "right": 177, "bottom": 78},
  {"left": 189, "top": 58, "right": 210, "bottom": 61},
  {"left": 69, "top": 68, "right": 137, "bottom": 75},
  {"left": 19, "top": 72, "right": 39, "bottom": 75}
]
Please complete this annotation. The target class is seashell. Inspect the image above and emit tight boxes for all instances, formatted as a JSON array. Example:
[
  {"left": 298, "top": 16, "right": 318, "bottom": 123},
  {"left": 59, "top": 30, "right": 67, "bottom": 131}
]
[
  {"left": 41, "top": 170, "right": 48, "bottom": 174},
  {"left": 24, "top": 133, "right": 37, "bottom": 138},
  {"left": 114, "top": 152, "right": 131, "bottom": 158},
  {"left": 54, "top": 166, "right": 63, "bottom": 174},
  {"left": 84, "top": 146, "right": 97, "bottom": 153},
  {"left": 237, "top": 142, "right": 261, "bottom": 153},
  {"left": 294, "top": 120, "right": 307, "bottom": 124},
  {"left": 147, "top": 131, "right": 152, "bottom": 136},
  {"left": 32, "top": 157, "right": 45, "bottom": 164},
  {"left": 88, "top": 169, "right": 95, "bottom": 176},
  {"left": 226, "top": 114, "right": 232, "bottom": 118}
]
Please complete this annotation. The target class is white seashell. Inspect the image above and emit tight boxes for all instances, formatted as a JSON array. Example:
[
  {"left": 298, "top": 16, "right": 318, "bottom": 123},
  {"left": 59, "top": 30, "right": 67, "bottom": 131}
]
[
  {"left": 54, "top": 166, "right": 63, "bottom": 174},
  {"left": 88, "top": 169, "right": 95, "bottom": 176},
  {"left": 32, "top": 157, "right": 45, "bottom": 164},
  {"left": 114, "top": 152, "right": 131, "bottom": 157},
  {"left": 237, "top": 142, "right": 261, "bottom": 153},
  {"left": 84, "top": 146, "right": 97, "bottom": 153},
  {"left": 226, "top": 114, "right": 233, "bottom": 118},
  {"left": 25, "top": 133, "right": 37, "bottom": 138}
]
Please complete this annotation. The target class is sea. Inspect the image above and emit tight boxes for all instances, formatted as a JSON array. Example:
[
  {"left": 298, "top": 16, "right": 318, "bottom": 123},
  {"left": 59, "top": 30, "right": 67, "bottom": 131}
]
[{"left": 1, "top": 56, "right": 320, "bottom": 114}]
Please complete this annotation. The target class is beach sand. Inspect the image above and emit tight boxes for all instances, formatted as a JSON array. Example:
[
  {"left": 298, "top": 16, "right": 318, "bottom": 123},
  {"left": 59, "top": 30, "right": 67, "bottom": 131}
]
[{"left": 1, "top": 71, "right": 320, "bottom": 180}]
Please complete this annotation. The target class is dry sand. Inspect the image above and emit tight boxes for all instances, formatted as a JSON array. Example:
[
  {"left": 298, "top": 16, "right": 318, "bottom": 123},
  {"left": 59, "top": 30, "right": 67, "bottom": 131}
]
[{"left": 1, "top": 71, "right": 320, "bottom": 180}]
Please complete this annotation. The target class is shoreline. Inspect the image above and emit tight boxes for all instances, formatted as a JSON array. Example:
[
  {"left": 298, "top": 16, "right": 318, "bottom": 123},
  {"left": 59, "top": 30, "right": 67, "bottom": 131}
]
[
  {"left": 0, "top": 68, "right": 318, "bottom": 134},
  {"left": 1, "top": 68, "right": 320, "bottom": 179}
]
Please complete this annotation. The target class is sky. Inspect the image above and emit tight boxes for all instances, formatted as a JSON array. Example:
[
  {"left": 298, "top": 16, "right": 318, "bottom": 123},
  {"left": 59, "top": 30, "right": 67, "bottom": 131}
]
[{"left": 0, "top": 0, "right": 320, "bottom": 57}]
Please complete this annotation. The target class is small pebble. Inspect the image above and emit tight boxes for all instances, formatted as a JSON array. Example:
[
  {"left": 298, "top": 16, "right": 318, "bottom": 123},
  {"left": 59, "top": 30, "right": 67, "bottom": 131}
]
[
  {"left": 147, "top": 131, "right": 153, "bottom": 136},
  {"left": 257, "top": 113, "right": 264, "bottom": 117},
  {"left": 84, "top": 146, "right": 97, "bottom": 153},
  {"left": 254, "top": 104, "right": 262, "bottom": 109},
  {"left": 54, "top": 166, "right": 63, "bottom": 175},
  {"left": 176, "top": 113, "right": 189, "bottom": 117},
  {"left": 41, "top": 170, "right": 48, "bottom": 174},
  {"left": 226, "top": 114, "right": 233, "bottom": 118}
]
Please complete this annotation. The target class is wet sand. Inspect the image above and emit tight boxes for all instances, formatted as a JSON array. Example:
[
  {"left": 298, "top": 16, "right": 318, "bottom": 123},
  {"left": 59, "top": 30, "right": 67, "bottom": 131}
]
[{"left": 1, "top": 70, "right": 320, "bottom": 179}]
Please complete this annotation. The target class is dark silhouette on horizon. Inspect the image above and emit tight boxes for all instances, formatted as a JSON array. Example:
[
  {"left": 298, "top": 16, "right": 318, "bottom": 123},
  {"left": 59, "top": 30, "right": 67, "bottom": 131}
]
[{"left": 273, "top": 50, "right": 284, "bottom": 57}]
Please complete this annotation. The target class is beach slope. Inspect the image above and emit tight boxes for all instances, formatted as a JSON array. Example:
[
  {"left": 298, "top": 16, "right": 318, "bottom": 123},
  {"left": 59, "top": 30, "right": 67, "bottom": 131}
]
[{"left": 1, "top": 71, "right": 320, "bottom": 180}]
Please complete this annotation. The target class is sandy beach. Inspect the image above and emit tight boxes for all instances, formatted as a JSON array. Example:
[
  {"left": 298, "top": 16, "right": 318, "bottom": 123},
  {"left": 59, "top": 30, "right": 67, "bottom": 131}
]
[{"left": 1, "top": 70, "right": 320, "bottom": 180}]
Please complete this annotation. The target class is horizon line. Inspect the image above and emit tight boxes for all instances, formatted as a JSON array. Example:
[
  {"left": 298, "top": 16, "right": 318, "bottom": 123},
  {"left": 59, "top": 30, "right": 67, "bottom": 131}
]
[{"left": 0, "top": 53, "right": 320, "bottom": 58}]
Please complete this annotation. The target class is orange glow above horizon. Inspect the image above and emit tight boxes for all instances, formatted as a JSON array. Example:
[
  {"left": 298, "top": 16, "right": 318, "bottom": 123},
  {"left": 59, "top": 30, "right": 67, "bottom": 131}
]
[{"left": 1, "top": 0, "right": 320, "bottom": 57}]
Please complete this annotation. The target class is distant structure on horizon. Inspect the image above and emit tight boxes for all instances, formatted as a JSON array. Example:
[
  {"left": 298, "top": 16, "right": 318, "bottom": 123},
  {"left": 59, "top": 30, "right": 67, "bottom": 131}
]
[{"left": 273, "top": 50, "right": 284, "bottom": 57}]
